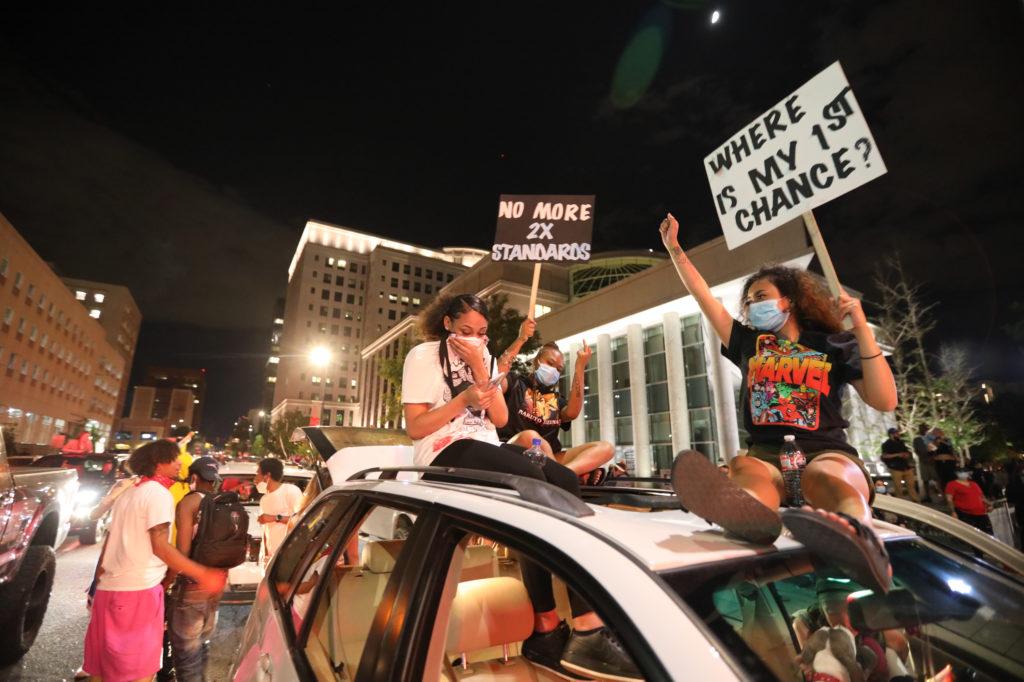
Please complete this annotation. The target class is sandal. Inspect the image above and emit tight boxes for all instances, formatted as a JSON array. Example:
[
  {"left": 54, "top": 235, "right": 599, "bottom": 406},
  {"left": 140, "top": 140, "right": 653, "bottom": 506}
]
[
  {"left": 587, "top": 468, "right": 607, "bottom": 487},
  {"left": 670, "top": 450, "right": 782, "bottom": 545},
  {"left": 781, "top": 508, "right": 892, "bottom": 594}
]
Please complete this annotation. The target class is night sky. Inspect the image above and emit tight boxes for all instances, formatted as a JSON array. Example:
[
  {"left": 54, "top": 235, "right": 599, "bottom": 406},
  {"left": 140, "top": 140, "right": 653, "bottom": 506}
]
[{"left": 1, "top": 2, "right": 1021, "bottom": 437}]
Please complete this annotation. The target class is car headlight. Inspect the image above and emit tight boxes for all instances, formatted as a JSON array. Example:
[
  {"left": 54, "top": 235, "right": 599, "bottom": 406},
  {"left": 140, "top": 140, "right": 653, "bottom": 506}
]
[{"left": 75, "top": 489, "right": 100, "bottom": 506}]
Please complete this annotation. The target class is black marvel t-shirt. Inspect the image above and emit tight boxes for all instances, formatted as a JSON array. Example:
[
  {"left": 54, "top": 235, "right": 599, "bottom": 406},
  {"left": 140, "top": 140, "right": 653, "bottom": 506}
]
[
  {"left": 723, "top": 319, "right": 864, "bottom": 455},
  {"left": 498, "top": 372, "right": 570, "bottom": 452},
  {"left": 880, "top": 437, "right": 911, "bottom": 471}
]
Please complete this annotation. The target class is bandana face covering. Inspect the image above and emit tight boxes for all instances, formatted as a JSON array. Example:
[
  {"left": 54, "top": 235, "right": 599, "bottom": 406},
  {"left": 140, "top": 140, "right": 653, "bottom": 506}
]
[{"left": 137, "top": 475, "right": 176, "bottom": 489}]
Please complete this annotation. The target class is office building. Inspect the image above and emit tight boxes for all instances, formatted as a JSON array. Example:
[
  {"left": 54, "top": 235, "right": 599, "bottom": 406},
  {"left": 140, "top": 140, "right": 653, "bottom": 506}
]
[
  {"left": 117, "top": 366, "right": 206, "bottom": 446},
  {"left": 0, "top": 213, "right": 126, "bottom": 448},
  {"left": 61, "top": 277, "right": 141, "bottom": 419},
  {"left": 271, "top": 219, "right": 486, "bottom": 429}
]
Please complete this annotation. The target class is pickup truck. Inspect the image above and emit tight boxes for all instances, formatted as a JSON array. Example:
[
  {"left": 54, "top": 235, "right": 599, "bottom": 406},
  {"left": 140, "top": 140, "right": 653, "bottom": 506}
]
[{"left": 0, "top": 431, "right": 78, "bottom": 664}]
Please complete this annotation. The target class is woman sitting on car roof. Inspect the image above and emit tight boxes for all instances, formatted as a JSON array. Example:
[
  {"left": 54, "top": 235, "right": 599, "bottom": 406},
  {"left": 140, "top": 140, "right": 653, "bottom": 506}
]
[{"left": 402, "top": 293, "right": 641, "bottom": 681}]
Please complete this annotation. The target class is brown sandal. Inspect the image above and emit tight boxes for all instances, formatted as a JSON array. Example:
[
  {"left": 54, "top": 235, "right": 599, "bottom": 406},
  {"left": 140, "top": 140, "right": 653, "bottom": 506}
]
[{"left": 671, "top": 450, "right": 782, "bottom": 545}]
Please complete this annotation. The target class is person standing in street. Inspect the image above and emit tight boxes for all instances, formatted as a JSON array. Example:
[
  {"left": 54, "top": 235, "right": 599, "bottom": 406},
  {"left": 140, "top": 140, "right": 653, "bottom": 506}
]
[
  {"left": 880, "top": 427, "right": 919, "bottom": 502},
  {"left": 254, "top": 458, "right": 303, "bottom": 562},
  {"left": 166, "top": 457, "right": 231, "bottom": 682},
  {"left": 912, "top": 424, "right": 940, "bottom": 503},
  {"left": 82, "top": 440, "right": 224, "bottom": 682},
  {"left": 946, "top": 467, "right": 993, "bottom": 534},
  {"left": 932, "top": 429, "right": 959, "bottom": 491}
]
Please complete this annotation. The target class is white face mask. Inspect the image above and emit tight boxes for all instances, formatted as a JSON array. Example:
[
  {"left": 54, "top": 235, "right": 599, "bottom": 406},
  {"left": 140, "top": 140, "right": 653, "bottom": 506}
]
[
  {"left": 256, "top": 481, "right": 269, "bottom": 494},
  {"left": 452, "top": 334, "right": 484, "bottom": 347}
]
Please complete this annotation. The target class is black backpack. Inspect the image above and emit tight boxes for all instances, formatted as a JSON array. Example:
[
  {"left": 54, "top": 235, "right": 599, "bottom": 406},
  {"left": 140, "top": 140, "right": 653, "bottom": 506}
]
[{"left": 189, "top": 490, "right": 249, "bottom": 568}]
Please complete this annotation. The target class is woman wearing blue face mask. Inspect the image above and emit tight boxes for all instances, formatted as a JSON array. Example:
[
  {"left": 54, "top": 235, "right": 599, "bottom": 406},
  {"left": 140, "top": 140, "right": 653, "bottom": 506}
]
[
  {"left": 659, "top": 213, "right": 898, "bottom": 593},
  {"left": 496, "top": 323, "right": 614, "bottom": 482}
]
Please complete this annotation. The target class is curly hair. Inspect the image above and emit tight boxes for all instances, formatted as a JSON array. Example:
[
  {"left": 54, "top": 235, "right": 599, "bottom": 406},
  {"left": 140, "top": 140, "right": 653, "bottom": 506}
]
[
  {"left": 740, "top": 265, "right": 842, "bottom": 334},
  {"left": 129, "top": 439, "right": 180, "bottom": 478},
  {"left": 417, "top": 293, "right": 490, "bottom": 341}
]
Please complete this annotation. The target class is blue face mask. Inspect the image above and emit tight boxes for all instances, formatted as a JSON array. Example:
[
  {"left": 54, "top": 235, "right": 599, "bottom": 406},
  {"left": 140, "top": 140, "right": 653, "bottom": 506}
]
[
  {"left": 747, "top": 299, "right": 790, "bottom": 332},
  {"left": 534, "top": 363, "right": 561, "bottom": 386}
]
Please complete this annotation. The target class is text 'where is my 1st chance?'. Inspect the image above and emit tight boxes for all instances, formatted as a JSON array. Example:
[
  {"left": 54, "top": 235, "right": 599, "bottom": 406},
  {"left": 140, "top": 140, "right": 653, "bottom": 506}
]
[
  {"left": 705, "top": 61, "right": 887, "bottom": 250},
  {"left": 492, "top": 194, "right": 595, "bottom": 262}
]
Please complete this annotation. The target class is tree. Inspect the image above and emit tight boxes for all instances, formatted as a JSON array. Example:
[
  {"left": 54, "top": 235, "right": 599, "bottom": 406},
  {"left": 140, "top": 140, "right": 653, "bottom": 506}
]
[
  {"left": 484, "top": 293, "right": 541, "bottom": 376},
  {"left": 269, "top": 410, "right": 314, "bottom": 464},
  {"left": 251, "top": 434, "right": 267, "bottom": 458},
  {"left": 931, "top": 345, "right": 987, "bottom": 460},
  {"left": 873, "top": 256, "right": 939, "bottom": 433},
  {"left": 378, "top": 335, "right": 414, "bottom": 427}
]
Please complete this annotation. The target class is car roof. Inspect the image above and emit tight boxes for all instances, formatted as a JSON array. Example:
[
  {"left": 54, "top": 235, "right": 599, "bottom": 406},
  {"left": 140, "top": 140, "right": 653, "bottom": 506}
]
[{"left": 334, "top": 477, "right": 917, "bottom": 573}]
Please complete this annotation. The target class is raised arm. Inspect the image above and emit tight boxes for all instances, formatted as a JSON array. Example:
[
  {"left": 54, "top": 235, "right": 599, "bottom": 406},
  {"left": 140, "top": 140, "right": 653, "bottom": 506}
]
[
  {"left": 659, "top": 213, "right": 734, "bottom": 346},
  {"left": 497, "top": 318, "right": 536, "bottom": 378},
  {"left": 841, "top": 291, "right": 898, "bottom": 413},
  {"left": 560, "top": 339, "right": 591, "bottom": 421}
]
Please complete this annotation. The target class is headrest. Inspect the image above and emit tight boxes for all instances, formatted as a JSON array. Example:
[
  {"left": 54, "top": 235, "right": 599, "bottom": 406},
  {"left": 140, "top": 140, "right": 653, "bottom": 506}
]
[
  {"left": 446, "top": 577, "right": 533, "bottom": 653},
  {"left": 361, "top": 539, "right": 404, "bottom": 574}
]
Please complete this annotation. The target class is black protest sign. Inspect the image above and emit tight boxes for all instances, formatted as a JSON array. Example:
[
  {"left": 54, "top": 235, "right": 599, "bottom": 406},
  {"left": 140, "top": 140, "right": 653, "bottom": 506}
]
[{"left": 492, "top": 194, "right": 595, "bottom": 262}]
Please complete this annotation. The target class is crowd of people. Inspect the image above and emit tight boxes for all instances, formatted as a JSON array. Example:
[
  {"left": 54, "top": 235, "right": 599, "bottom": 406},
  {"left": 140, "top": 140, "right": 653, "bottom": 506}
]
[{"left": 76, "top": 422, "right": 303, "bottom": 682}]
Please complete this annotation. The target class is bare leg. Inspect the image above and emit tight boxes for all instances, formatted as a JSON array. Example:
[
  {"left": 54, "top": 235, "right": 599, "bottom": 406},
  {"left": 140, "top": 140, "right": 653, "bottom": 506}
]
[
  {"left": 801, "top": 454, "right": 872, "bottom": 526},
  {"left": 555, "top": 441, "right": 614, "bottom": 475},
  {"left": 508, "top": 430, "right": 554, "bottom": 458},
  {"left": 729, "top": 455, "right": 784, "bottom": 510}
]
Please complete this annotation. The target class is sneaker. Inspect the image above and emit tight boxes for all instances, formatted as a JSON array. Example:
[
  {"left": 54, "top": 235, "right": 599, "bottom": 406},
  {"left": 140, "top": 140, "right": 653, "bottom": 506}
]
[
  {"left": 561, "top": 627, "right": 643, "bottom": 682},
  {"left": 522, "top": 621, "right": 593, "bottom": 680}
]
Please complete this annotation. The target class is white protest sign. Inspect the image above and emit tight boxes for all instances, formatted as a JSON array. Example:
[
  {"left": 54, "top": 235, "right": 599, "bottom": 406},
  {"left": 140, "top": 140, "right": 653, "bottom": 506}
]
[{"left": 705, "top": 62, "right": 887, "bottom": 250}]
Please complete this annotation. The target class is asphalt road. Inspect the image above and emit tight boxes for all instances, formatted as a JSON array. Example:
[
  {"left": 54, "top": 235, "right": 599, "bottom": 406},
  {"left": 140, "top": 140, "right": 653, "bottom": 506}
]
[{"left": 0, "top": 537, "right": 250, "bottom": 682}]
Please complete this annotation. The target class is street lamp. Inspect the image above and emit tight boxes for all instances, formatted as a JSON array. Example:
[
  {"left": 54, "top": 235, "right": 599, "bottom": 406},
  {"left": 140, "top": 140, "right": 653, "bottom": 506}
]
[{"left": 308, "top": 346, "right": 332, "bottom": 367}]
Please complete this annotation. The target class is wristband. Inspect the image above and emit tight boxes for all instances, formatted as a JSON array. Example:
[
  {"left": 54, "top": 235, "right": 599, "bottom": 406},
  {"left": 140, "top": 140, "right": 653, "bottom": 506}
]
[{"left": 860, "top": 351, "right": 883, "bottom": 360}]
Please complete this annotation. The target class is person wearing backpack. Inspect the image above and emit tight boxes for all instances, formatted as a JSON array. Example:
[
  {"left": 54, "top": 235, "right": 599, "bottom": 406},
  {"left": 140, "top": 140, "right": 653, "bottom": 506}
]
[{"left": 166, "top": 456, "right": 248, "bottom": 681}]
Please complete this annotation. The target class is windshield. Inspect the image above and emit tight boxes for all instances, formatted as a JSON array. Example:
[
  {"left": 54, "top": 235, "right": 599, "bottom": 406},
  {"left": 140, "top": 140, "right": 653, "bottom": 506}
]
[{"left": 660, "top": 539, "right": 1024, "bottom": 682}]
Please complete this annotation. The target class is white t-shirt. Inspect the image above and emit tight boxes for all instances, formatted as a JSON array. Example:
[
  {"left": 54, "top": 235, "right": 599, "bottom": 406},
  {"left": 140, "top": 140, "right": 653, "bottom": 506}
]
[
  {"left": 260, "top": 482, "right": 303, "bottom": 558},
  {"left": 402, "top": 340, "right": 501, "bottom": 466},
  {"left": 97, "top": 480, "right": 175, "bottom": 591}
]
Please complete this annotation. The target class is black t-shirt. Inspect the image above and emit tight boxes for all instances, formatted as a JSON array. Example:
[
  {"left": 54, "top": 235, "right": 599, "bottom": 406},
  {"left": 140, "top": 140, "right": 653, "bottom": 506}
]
[
  {"left": 498, "top": 372, "right": 570, "bottom": 452},
  {"left": 723, "top": 319, "right": 864, "bottom": 456},
  {"left": 880, "top": 437, "right": 911, "bottom": 471}
]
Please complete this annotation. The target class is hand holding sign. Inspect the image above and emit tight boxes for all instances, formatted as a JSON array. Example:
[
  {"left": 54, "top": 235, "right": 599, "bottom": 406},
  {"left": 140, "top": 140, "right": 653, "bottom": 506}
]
[{"left": 836, "top": 289, "right": 868, "bottom": 332}]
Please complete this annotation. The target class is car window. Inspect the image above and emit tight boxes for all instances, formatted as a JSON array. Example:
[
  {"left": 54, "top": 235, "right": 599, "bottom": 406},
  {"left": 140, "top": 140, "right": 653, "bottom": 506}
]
[
  {"left": 297, "top": 502, "right": 421, "bottom": 681},
  {"left": 425, "top": 528, "right": 646, "bottom": 682},
  {"left": 270, "top": 496, "right": 352, "bottom": 611},
  {"left": 662, "top": 539, "right": 1024, "bottom": 682},
  {"left": 872, "top": 506, "right": 1010, "bottom": 572}
]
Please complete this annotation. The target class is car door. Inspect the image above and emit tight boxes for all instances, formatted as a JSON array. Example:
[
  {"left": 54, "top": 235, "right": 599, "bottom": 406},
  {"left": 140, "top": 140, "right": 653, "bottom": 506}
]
[{"left": 231, "top": 488, "right": 440, "bottom": 682}]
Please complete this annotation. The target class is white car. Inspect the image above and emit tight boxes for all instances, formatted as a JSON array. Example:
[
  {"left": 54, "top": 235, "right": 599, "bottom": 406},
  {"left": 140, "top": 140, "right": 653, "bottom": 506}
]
[
  {"left": 218, "top": 459, "right": 314, "bottom": 604},
  {"left": 229, "top": 429, "right": 1024, "bottom": 681}
]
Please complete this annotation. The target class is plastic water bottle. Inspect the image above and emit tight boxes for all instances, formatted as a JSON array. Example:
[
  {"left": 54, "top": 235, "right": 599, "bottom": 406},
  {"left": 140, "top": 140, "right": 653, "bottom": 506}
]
[
  {"left": 779, "top": 435, "right": 807, "bottom": 506},
  {"left": 524, "top": 438, "right": 547, "bottom": 466}
]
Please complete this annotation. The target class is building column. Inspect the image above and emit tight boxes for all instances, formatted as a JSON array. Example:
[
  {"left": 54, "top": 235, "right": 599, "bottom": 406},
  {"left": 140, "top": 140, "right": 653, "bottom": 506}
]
[
  {"left": 662, "top": 311, "right": 691, "bottom": 455},
  {"left": 626, "top": 324, "right": 652, "bottom": 476},
  {"left": 567, "top": 342, "right": 586, "bottom": 448},
  {"left": 596, "top": 334, "right": 615, "bottom": 448},
  {"left": 702, "top": 313, "right": 740, "bottom": 462}
]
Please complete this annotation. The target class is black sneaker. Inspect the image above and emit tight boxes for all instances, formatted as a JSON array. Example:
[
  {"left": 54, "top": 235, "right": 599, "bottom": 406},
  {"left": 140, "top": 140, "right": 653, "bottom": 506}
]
[
  {"left": 561, "top": 627, "right": 643, "bottom": 682},
  {"left": 521, "top": 621, "right": 593, "bottom": 680}
]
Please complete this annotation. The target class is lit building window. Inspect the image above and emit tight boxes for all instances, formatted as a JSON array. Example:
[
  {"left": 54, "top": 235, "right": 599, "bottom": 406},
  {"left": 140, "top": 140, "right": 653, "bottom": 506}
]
[
  {"left": 268, "top": 356, "right": 280, "bottom": 364},
  {"left": 75, "top": 290, "right": 87, "bottom": 300},
  {"left": 89, "top": 309, "right": 101, "bottom": 319},
  {"left": 337, "top": 259, "right": 347, "bottom": 269},
  {"left": 94, "top": 293, "right": 105, "bottom": 303},
  {"left": 267, "top": 376, "right": 277, "bottom": 383}
]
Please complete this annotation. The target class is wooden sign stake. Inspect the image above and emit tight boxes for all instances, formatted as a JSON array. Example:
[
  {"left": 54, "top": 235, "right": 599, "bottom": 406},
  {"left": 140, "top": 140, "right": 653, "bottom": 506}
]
[
  {"left": 527, "top": 262, "right": 542, "bottom": 321},
  {"left": 801, "top": 210, "right": 853, "bottom": 331}
]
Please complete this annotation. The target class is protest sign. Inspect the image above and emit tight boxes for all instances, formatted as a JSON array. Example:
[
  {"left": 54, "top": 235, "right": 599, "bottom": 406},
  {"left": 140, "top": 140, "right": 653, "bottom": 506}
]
[
  {"left": 492, "top": 194, "right": 595, "bottom": 263},
  {"left": 704, "top": 62, "right": 887, "bottom": 250},
  {"left": 492, "top": 193, "right": 595, "bottom": 319}
]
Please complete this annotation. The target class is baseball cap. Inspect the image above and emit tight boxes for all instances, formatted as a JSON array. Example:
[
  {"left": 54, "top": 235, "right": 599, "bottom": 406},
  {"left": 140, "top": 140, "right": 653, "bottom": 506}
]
[
  {"left": 887, "top": 427, "right": 899, "bottom": 434},
  {"left": 188, "top": 456, "right": 221, "bottom": 482}
]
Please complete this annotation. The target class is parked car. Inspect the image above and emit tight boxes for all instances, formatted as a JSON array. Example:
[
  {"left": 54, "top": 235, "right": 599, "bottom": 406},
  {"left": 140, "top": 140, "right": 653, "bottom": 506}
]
[
  {"left": 229, "top": 431, "right": 1024, "bottom": 682},
  {"left": 29, "top": 452, "right": 128, "bottom": 545},
  {"left": 219, "top": 459, "right": 315, "bottom": 604},
  {"left": 872, "top": 492, "right": 1024, "bottom": 577},
  {"left": 0, "top": 431, "right": 79, "bottom": 664}
]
